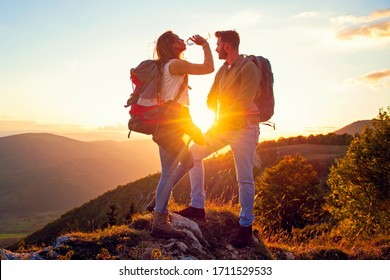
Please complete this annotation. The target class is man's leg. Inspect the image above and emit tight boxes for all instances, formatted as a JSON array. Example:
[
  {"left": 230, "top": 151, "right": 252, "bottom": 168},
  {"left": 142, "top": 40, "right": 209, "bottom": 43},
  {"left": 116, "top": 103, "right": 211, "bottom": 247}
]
[
  {"left": 176, "top": 132, "right": 227, "bottom": 217},
  {"left": 230, "top": 124, "right": 260, "bottom": 227},
  {"left": 229, "top": 124, "right": 259, "bottom": 247}
]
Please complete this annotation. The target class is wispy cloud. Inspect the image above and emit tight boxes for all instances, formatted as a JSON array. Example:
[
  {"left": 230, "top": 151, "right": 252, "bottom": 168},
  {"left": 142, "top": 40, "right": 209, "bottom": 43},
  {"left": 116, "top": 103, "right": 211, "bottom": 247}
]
[
  {"left": 331, "top": 8, "right": 390, "bottom": 25},
  {"left": 331, "top": 8, "right": 390, "bottom": 40},
  {"left": 361, "top": 69, "right": 390, "bottom": 82},
  {"left": 349, "top": 69, "right": 390, "bottom": 88},
  {"left": 337, "top": 20, "right": 390, "bottom": 39}
]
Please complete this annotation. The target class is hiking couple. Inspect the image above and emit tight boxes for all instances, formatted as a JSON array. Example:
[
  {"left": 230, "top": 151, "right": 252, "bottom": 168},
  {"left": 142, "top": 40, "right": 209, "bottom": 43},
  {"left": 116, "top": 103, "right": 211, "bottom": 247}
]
[{"left": 149, "top": 30, "right": 261, "bottom": 248}]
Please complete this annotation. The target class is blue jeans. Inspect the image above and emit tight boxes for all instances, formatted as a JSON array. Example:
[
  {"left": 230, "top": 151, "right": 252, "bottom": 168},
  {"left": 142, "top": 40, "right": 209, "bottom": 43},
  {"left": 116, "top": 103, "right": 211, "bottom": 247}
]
[
  {"left": 154, "top": 144, "right": 193, "bottom": 214},
  {"left": 189, "top": 124, "right": 260, "bottom": 227}
]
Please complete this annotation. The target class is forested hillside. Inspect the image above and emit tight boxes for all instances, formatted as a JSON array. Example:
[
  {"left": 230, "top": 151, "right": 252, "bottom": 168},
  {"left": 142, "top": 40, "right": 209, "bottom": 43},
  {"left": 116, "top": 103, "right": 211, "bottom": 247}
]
[
  {"left": 4, "top": 113, "right": 389, "bottom": 260},
  {"left": 14, "top": 133, "right": 353, "bottom": 248}
]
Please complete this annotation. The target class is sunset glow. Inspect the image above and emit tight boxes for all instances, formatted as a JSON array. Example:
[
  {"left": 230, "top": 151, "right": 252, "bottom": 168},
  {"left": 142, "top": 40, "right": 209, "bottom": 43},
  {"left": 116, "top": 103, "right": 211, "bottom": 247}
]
[{"left": 1, "top": 1, "right": 389, "bottom": 142}]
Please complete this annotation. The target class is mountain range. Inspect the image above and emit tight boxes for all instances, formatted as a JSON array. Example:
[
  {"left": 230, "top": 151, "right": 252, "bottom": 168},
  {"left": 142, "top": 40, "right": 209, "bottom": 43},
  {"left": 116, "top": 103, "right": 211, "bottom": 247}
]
[
  {"left": 0, "top": 133, "right": 160, "bottom": 215},
  {"left": 0, "top": 120, "right": 370, "bottom": 247},
  {"left": 0, "top": 133, "right": 160, "bottom": 246}
]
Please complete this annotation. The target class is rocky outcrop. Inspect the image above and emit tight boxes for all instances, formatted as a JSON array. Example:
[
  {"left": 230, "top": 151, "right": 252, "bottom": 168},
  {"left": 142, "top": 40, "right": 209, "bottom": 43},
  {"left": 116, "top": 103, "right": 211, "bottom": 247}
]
[
  {"left": 1, "top": 213, "right": 275, "bottom": 260},
  {"left": 4, "top": 211, "right": 386, "bottom": 260}
]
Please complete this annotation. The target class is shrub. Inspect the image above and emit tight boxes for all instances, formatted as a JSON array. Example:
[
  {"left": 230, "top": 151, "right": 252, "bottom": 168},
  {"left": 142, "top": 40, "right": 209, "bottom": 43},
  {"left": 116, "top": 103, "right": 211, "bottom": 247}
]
[
  {"left": 255, "top": 154, "right": 324, "bottom": 232},
  {"left": 326, "top": 107, "right": 390, "bottom": 240}
]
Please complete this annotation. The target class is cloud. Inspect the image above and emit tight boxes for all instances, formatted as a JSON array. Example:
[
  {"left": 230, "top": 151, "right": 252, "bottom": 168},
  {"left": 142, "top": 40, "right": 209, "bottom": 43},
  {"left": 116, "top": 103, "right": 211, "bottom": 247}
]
[
  {"left": 349, "top": 69, "right": 390, "bottom": 88},
  {"left": 371, "top": 8, "right": 390, "bottom": 19},
  {"left": 331, "top": 8, "right": 390, "bottom": 25},
  {"left": 337, "top": 19, "right": 390, "bottom": 39},
  {"left": 360, "top": 69, "right": 390, "bottom": 83},
  {"left": 331, "top": 8, "right": 390, "bottom": 40}
]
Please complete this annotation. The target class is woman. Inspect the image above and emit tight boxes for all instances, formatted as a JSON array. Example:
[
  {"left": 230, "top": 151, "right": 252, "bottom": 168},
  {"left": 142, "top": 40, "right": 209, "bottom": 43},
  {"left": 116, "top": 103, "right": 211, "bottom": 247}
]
[{"left": 151, "top": 31, "right": 214, "bottom": 238}]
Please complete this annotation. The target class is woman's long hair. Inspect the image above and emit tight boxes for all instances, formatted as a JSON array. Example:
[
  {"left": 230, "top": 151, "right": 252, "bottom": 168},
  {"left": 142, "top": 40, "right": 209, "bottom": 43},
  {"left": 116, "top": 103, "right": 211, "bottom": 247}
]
[
  {"left": 155, "top": 31, "right": 181, "bottom": 65},
  {"left": 154, "top": 31, "right": 185, "bottom": 93}
]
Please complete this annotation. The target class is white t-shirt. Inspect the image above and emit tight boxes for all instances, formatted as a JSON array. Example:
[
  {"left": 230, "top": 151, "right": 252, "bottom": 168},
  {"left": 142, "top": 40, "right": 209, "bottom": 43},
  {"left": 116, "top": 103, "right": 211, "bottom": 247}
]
[{"left": 160, "top": 59, "right": 189, "bottom": 106}]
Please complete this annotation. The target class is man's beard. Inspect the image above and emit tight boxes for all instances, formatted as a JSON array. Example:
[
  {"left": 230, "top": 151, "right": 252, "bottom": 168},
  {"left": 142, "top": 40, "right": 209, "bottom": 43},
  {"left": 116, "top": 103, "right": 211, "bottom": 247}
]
[{"left": 218, "top": 48, "right": 228, "bottom": 59}]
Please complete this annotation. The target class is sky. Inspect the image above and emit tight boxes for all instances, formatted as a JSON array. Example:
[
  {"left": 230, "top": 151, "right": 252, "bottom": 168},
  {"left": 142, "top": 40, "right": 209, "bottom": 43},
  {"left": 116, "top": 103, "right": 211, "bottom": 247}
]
[{"left": 0, "top": 0, "right": 389, "bottom": 142}]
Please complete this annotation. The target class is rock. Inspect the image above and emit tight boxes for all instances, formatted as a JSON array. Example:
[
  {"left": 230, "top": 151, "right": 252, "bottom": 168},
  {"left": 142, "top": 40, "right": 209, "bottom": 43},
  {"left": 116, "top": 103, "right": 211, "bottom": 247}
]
[
  {"left": 54, "top": 235, "right": 73, "bottom": 249},
  {"left": 0, "top": 249, "right": 43, "bottom": 260},
  {"left": 286, "top": 252, "right": 295, "bottom": 260},
  {"left": 171, "top": 213, "right": 209, "bottom": 247},
  {"left": 176, "top": 242, "right": 189, "bottom": 253},
  {"left": 226, "top": 244, "right": 238, "bottom": 254},
  {"left": 180, "top": 255, "right": 197, "bottom": 260},
  {"left": 252, "top": 231, "right": 275, "bottom": 260},
  {"left": 163, "top": 241, "right": 189, "bottom": 253}
]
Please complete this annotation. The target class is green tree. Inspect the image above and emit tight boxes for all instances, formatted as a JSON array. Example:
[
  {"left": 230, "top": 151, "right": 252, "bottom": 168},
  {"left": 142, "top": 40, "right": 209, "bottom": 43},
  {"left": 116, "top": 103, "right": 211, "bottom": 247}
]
[
  {"left": 255, "top": 154, "right": 323, "bottom": 232},
  {"left": 125, "top": 201, "right": 136, "bottom": 224},
  {"left": 105, "top": 204, "right": 118, "bottom": 228},
  {"left": 326, "top": 107, "right": 390, "bottom": 239}
]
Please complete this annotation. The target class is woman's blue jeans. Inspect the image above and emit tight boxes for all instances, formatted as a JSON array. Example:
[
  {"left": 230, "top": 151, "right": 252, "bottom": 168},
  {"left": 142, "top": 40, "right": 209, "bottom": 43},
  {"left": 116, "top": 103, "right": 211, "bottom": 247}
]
[{"left": 154, "top": 143, "right": 193, "bottom": 214}]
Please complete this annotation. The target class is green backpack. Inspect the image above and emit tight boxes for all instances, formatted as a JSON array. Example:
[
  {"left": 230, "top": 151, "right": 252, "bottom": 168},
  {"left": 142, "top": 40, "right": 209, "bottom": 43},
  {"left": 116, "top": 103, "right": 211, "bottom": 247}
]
[{"left": 241, "top": 55, "right": 275, "bottom": 122}]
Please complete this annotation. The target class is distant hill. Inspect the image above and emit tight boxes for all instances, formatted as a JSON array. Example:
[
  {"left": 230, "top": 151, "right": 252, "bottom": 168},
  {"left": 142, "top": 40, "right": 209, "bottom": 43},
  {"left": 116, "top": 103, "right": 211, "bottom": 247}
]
[
  {"left": 0, "top": 133, "right": 159, "bottom": 245},
  {"left": 14, "top": 142, "right": 349, "bottom": 249},
  {"left": 15, "top": 174, "right": 160, "bottom": 248},
  {"left": 0, "top": 133, "right": 159, "bottom": 214},
  {"left": 333, "top": 120, "right": 372, "bottom": 136},
  {"left": 1, "top": 131, "right": 352, "bottom": 248},
  {"left": 8, "top": 140, "right": 388, "bottom": 260}
]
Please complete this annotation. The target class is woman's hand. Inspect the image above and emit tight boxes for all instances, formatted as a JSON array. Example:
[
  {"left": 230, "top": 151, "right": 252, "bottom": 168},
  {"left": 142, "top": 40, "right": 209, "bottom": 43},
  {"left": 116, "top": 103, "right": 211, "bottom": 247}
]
[{"left": 188, "top": 34, "right": 208, "bottom": 46}]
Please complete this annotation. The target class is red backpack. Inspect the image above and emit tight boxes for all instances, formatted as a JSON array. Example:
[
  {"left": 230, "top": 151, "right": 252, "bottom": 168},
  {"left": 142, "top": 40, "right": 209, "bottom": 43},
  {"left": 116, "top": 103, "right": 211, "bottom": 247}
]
[
  {"left": 124, "top": 60, "right": 161, "bottom": 136},
  {"left": 125, "top": 60, "right": 203, "bottom": 144}
]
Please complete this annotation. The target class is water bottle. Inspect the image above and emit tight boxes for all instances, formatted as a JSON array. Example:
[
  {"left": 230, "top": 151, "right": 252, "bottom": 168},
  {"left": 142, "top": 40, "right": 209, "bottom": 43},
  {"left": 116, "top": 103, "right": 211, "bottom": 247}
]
[{"left": 186, "top": 33, "right": 211, "bottom": 46}]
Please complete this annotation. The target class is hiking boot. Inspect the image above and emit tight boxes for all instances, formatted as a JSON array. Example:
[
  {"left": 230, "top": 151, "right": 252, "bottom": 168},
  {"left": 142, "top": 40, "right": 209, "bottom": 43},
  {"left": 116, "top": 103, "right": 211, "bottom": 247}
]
[
  {"left": 231, "top": 225, "right": 253, "bottom": 248},
  {"left": 174, "top": 206, "right": 205, "bottom": 219},
  {"left": 151, "top": 211, "right": 184, "bottom": 239}
]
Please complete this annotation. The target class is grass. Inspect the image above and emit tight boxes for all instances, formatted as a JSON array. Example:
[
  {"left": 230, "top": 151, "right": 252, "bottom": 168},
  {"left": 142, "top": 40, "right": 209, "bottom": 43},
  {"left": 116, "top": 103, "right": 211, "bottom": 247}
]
[
  {"left": 0, "top": 234, "right": 28, "bottom": 248},
  {"left": 171, "top": 200, "right": 389, "bottom": 260},
  {"left": 0, "top": 233, "right": 27, "bottom": 239},
  {"left": 0, "top": 212, "right": 61, "bottom": 234},
  {"left": 11, "top": 200, "right": 389, "bottom": 260},
  {"left": 0, "top": 212, "right": 61, "bottom": 248}
]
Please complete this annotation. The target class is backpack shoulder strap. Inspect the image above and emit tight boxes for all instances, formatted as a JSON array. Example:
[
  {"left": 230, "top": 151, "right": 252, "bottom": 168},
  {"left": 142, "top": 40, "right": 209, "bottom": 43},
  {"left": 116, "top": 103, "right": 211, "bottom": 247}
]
[
  {"left": 158, "top": 60, "right": 188, "bottom": 104},
  {"left": 173, "top": 74, "right": 188, "bottom": 102}
]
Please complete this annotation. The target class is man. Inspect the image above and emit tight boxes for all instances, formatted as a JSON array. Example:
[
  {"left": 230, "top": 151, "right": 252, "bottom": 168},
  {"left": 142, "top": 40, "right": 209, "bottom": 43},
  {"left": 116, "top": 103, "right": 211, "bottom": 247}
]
[{"left": 176, "top": 30, "right": 261, "bottom": 248}]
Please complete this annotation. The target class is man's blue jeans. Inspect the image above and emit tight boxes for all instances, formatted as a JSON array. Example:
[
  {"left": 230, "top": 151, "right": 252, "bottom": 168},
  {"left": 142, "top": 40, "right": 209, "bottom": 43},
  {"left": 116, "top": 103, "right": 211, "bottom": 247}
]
[{"left": 189, "top": 124, "right": 260, "bottom": 227}]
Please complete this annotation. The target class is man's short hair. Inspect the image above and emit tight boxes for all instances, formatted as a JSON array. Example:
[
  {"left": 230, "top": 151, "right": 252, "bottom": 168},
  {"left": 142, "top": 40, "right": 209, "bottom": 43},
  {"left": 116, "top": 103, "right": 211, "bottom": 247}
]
[{"left": 215, "top": 30, "right": 240, "bottom": 50}]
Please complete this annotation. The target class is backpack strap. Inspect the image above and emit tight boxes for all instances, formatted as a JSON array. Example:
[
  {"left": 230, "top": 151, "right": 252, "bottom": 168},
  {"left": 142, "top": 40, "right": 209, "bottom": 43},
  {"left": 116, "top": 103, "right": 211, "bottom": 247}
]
[
  {"left": 173, "top": 74, "right": 188, "bottom": 102},
  {"left": 157, "top": 61, "right": 189, "bottom": 104}
]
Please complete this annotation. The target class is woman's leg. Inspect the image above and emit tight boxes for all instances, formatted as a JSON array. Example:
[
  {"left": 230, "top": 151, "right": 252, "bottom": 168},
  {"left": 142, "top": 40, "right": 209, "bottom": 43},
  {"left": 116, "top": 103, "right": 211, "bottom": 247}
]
[{"left": 154, "top": 145, "right": 178, "bottom": 213}]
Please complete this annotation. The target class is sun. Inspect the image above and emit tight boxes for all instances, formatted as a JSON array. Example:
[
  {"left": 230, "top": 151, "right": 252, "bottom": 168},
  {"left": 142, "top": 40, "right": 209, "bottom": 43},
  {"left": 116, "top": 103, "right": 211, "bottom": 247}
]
[{"left": 190, "top": 107, "right": 215, "bottom": 132}]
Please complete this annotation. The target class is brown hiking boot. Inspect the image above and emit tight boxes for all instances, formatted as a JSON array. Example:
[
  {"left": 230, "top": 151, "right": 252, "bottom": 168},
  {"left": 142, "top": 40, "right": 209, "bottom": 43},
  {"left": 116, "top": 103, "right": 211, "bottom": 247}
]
[
  {"left": 174, "top": 206, "right": 205, "bottom": 219},
  {"left": 231, "top": 225, "right": 253, "bottom": 248},
  {"left": 151, "top": 211, "right": 185, "bottom": 239}
]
